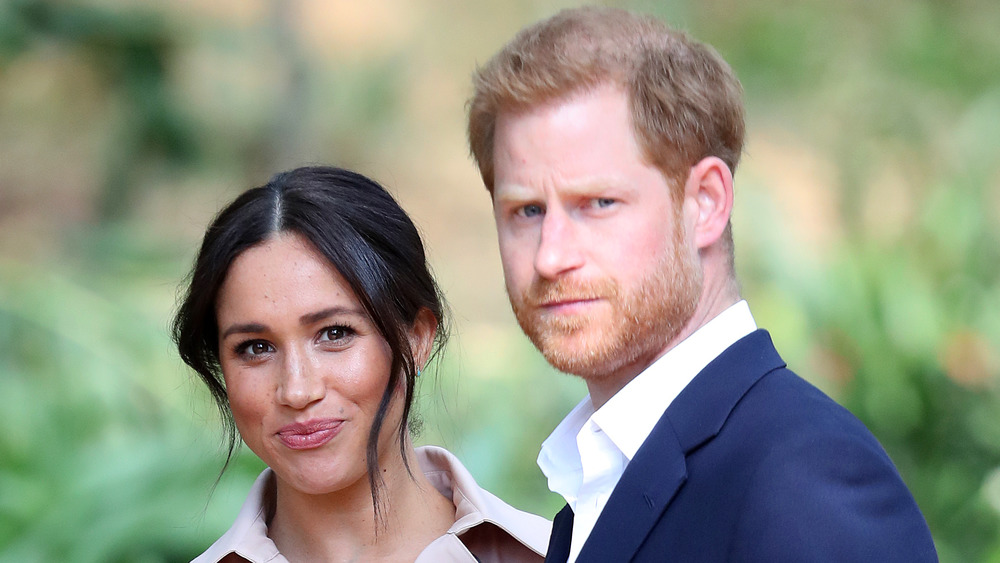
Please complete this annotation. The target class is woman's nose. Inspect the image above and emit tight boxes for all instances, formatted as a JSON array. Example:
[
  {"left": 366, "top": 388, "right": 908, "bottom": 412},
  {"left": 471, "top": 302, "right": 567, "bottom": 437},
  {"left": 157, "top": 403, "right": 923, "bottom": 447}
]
[{"left": 276, "top": 349, "right": 325, "bottom": 409}]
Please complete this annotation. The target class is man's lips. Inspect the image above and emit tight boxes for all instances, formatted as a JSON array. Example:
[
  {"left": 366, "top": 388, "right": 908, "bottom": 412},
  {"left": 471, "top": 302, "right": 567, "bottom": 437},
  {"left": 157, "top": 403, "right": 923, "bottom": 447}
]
[
  {"left": 277, "top": 419, "right": 344, "bottom": 450},
  {"left": 538, "top": 297, "right": 602, "bottom": 313}
]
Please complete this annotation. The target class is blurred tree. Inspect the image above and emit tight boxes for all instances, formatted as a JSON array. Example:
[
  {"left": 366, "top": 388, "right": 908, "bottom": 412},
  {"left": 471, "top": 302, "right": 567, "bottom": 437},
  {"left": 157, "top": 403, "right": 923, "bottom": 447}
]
[{"left": 1, "top": 0, "right": 197, "bottom": 222}]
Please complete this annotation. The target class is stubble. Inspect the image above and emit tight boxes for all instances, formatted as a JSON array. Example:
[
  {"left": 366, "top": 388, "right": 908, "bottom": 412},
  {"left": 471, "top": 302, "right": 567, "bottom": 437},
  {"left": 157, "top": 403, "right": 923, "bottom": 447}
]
[{"left": 509, "top": 222, "right": 702, "bottom": 382}]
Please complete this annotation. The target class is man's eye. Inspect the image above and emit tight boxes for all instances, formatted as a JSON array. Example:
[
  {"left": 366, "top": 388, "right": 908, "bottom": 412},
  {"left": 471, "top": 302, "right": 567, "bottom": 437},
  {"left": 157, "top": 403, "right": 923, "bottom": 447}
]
[
  {"left": 591, "top": 197, "right": 616, "bottom": 209},
  {"left": 518, "top": 204, "right": 544, "bottom": 218}
]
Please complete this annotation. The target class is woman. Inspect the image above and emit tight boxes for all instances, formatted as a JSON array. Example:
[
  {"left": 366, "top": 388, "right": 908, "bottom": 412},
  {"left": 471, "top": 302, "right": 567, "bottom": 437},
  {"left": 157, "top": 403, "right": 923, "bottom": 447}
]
[{"left": 173, "top": 166, "right": 549, "bottom": 562}]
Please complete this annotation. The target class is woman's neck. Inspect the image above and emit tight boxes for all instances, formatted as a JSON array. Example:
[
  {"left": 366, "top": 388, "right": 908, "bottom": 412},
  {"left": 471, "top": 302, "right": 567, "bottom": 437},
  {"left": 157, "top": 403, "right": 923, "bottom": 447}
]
[{"left": 268, "top": 445, "right": 456, "bottom": 562}]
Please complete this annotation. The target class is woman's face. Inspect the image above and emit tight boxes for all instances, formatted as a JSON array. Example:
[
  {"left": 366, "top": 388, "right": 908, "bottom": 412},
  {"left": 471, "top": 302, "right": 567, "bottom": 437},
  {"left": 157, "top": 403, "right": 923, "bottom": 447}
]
[{"left": 215, "top": 232, "right": 404, "bottom": 496}]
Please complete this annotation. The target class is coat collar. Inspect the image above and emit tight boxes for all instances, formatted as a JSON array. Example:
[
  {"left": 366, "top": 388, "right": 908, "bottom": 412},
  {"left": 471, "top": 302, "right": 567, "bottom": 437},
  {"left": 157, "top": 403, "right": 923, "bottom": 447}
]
[
  {"left": 570, "top": 330, "right": 786, "bottom": 562},
  {"left": 195, "top": 446, "right": 549, "bottom": 562},
  {"left": 416, "top": 445, "right": 551, "bottom": 556}
]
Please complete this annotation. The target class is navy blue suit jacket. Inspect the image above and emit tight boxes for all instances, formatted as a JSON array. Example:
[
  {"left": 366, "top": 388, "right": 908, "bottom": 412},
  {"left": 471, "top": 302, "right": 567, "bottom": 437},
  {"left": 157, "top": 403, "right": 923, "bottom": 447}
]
[{"left": 545, "top": 330, "right": 937, "bottom": 562}]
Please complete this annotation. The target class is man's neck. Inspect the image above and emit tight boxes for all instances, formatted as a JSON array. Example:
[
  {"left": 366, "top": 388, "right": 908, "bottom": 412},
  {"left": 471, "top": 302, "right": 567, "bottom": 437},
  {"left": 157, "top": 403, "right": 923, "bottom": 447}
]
[{"left": 587, "top": 281, "right": 740, "bottom": 408}]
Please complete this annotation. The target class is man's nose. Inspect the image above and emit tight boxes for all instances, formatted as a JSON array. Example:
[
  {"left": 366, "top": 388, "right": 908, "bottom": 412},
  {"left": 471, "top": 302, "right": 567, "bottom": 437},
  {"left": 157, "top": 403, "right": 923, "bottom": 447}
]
[
  {"left": 277, "top": 348, "right": 325, "bottom": 409},
  {"left": 534, "top": 207, "right": 584, "bottom": 280}
]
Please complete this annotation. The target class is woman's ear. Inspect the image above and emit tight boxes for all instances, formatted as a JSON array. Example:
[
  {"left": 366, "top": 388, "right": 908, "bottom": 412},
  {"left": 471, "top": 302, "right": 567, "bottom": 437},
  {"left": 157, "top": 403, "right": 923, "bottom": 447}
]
[
  {"left": 683, "top": 156, "right": 734, "bottom": 250},
  {"left": 408, "top": 308, "right": 439, "bottom": 372}
]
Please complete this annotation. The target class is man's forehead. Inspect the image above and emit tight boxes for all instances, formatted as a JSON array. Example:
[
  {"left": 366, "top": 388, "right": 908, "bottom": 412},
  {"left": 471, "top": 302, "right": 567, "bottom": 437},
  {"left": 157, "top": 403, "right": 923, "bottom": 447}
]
[{"left": 495, "top": 82, "right": 628, "bottom": 126}]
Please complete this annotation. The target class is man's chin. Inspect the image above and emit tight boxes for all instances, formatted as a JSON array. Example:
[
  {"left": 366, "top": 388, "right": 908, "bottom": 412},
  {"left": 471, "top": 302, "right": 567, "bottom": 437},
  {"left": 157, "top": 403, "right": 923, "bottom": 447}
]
[
  {"left": 536, "top": 336, "right": 630, "bottom": 379},
  {"left": 517, "top": 308, "right": 651, "bottom": 378}
]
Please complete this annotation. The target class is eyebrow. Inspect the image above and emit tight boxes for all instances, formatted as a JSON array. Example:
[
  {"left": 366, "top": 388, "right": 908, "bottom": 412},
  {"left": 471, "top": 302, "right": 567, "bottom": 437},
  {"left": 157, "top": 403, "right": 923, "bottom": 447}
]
[
  {"left": 218, "top": 307, "right": 366, "bottom": 340},
  {"left": 298, "top": 306, "right": 364, "bottom": 326},
  {"left": 220, "top": 323, "right": 267, "bottom": 340},
  {"left": 494, "top": 179, "right": 629, "bottom": 202}
]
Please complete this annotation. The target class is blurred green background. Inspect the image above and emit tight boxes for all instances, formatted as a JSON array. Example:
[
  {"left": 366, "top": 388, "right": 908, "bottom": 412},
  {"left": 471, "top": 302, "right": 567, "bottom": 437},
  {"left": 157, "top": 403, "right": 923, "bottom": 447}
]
[{"left": 1, "top": 0, "right": 998, "bottom": 561}]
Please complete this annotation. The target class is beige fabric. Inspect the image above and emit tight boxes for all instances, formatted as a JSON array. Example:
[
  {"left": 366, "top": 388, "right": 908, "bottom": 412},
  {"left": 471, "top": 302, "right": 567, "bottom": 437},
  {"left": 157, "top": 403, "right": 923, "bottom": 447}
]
[{"left": 192, "top": 445, "right": 550, "bottom": 562}]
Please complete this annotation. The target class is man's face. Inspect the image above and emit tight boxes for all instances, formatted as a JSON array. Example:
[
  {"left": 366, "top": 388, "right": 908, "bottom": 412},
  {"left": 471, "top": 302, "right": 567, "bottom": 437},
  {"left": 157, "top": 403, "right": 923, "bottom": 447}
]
[{"left": 491, "top": 84, "right": 702, "bottom": 391}]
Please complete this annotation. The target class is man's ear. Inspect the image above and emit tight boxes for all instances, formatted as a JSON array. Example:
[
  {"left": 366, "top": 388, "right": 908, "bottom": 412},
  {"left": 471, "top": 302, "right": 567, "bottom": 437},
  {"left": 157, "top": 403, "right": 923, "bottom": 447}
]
[
  {"left": 409, "top": 308, "right": 439, "bottom": 372},
  {"left": 683, "top": 156, "right": 734, "bottom": 250}
]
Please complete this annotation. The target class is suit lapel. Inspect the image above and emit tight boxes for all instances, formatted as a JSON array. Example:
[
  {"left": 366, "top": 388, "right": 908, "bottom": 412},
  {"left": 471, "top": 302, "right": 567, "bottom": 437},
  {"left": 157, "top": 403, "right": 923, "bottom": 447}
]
[
  {"left": 665, "top": 330, "right": 785, "bottom": 452},
  {"left": 575, "top": 330, "right": 786, "bottom": 561},
  {"left": 544, "top": 505, "right": 574, "bottom": 563},
  {"left": 576, "top": 414, "right": 688, "bottom": 562}
]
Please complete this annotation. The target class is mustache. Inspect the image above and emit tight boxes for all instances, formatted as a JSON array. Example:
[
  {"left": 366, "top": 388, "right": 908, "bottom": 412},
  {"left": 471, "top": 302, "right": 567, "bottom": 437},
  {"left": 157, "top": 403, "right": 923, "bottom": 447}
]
[{"left": 518, "top": 277, "right": 619, "bottom": 307}]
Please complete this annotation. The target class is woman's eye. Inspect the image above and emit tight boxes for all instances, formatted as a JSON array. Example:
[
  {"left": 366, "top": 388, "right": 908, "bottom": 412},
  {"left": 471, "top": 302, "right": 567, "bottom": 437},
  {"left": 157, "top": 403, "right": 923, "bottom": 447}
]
[
  {"left": 237, "top": 340, "right": 273, "bottom": 357},
  {"left": 319, "top": 326, "right": 353, "bottom": 342}
]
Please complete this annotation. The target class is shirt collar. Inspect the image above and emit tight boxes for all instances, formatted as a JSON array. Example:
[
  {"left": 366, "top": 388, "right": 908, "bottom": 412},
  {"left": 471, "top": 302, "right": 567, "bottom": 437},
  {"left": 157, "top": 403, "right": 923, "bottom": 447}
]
[
  {"left": 535, "top": 397, "right": 595, "bottom": 506},
  {"left": 192, "top": 468, "right": 283, "bottom": 563},
  {"left": 195, "top": 446, "right": 550, "bottom": 562},
  {"left": 595, "top": 300, "right": 757, "bottom": 459},
  {"left": 416, "top": 445, "right": 550, "bottom": 555},
  {"left": 537, "top": 301, "right": 756, "bottom": 493}
]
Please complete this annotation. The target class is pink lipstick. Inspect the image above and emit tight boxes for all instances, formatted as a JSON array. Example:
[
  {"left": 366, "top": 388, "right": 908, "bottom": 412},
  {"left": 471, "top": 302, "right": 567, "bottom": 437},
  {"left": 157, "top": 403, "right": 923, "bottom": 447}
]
[{"left": 277, "top": 419, "right": 344, "bottom": 450}]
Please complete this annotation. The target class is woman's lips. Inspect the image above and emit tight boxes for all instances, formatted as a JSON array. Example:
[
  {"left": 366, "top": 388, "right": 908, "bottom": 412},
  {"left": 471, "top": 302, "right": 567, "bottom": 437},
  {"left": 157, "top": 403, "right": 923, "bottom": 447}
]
[{"left": 277, "top": 419, "right": 344, "bottom": 450}]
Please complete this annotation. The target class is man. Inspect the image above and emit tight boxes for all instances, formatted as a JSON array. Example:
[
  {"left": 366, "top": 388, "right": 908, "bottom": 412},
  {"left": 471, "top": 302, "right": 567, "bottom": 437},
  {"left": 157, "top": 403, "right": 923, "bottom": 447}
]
[{"left": 466, "top": 6, "right": 937, "bottom": 562}]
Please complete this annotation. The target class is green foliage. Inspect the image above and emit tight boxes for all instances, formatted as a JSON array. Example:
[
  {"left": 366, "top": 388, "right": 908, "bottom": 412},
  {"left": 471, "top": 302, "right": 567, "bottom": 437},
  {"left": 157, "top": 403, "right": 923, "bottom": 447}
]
[
  {"left": 709, "top": 1, "right": 1000, "bottom": 560},
  {"left": 0, "top": 258, "right": 264, "bottom": 562},
  {"left": 804, "top": 237, "right": 1000, "bottom": 561}
]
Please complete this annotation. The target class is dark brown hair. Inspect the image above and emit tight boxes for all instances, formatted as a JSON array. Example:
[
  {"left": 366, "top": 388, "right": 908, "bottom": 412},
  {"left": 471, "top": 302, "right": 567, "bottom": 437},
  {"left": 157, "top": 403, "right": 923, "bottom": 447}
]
[{"left": 172, "top": 166, "right": 447, "bottom": 522}]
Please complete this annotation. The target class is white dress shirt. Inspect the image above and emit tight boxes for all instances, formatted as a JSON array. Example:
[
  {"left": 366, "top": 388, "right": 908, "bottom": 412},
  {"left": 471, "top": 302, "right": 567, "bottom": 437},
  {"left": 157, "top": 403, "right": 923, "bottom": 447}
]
[{"left": 536, "top": 301, "right": 757, "bottom": 562}]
